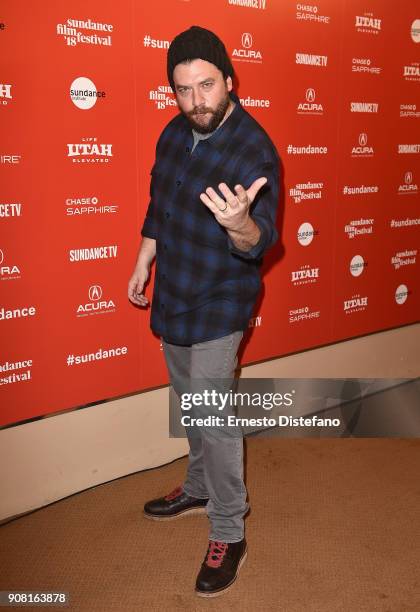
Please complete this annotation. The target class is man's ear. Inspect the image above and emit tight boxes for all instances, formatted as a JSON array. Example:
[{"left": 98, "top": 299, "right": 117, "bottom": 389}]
[{"left": 226, "top": 76, "right": 233, "bottom": 92}]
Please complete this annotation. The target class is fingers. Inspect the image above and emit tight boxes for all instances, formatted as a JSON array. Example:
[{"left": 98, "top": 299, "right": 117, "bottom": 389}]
[
  {"left": 203, "top": 186, "right": 228, "bottom": 212},
  {"left": 128, "top": 279, "right": 149, "bottom": 307},
  {"left": 246, "top": 176, "right": 267, "bottom": 204},
  {"left": 199, "top": 191, "right": 221, "bottom": 215},
  {"left": 218, "top": 183, "right": 239, "bottom": 208}
]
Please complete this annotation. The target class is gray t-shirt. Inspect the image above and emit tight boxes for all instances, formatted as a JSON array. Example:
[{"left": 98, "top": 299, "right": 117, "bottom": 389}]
[{"left": 191, "top": 128, "right": 214, "bottom": 153}]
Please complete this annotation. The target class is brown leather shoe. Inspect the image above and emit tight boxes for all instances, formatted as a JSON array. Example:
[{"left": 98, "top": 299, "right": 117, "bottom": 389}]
[
  {"left": 195, "top": 538, "right": 247, "bottom": 597},
  {"left": 143, "top": 485, "right": 208, "bottom": 521}
]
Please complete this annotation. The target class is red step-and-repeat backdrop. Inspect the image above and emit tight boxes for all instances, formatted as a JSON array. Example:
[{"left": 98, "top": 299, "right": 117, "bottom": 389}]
[{"left": 1, "top": 1, "right": 419, "bottom": 427}]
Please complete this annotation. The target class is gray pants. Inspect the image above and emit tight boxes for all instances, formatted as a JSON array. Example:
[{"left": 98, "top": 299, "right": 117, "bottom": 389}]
[{"left": 162, "top": 331, "right": 248, "bottom": 543}]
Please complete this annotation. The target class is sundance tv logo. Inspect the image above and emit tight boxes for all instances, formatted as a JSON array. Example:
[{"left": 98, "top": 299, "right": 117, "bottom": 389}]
[
  {"left": 67, "top": 137, "right": 112, "bottom": 163},
  {"left": 232, "top": 33, "right": 262, "bottom": 63}
]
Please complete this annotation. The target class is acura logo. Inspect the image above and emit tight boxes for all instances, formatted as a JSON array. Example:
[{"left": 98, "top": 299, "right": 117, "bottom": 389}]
[
  {"left": 305, "top": 88, "right": 316, "bottom": 102},
  {"left": 241, "top": 33, "right": 253, "bottom": 48},
  {"left": 358, "top": 133, "right": 368, "bottom": 146},
  {"left": 89, "top": 285, "right": 102, "bottom": 301},
  {"left": 405, "top": 171, "right": 413, "bottom": 184}
]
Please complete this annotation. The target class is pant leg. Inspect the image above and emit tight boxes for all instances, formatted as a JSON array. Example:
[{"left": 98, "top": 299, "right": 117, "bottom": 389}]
[
  {"left": 161, "top": 339, "right": 208, "bottom": 499},
  {"left": 190, "top": 331, "right": 248, "bottom": 543}
]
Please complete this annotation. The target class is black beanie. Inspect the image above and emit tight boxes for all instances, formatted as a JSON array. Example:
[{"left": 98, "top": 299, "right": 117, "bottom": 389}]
[{"left": 167, "top": 26, "right": 234, "bottom": 91}]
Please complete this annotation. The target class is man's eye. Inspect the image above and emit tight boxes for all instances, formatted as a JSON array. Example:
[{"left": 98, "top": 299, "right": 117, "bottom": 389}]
[{"left": 202, "top": 82, "right": 212, "bottom": 89}]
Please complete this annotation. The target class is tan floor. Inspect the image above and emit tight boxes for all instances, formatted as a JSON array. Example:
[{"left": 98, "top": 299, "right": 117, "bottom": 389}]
[{"left": 1, "top": 438, "right": 420, "bottom": 611}]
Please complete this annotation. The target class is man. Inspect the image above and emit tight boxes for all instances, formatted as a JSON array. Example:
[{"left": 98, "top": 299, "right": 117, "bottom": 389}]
[{"left": 128, "top": 26, "right": 279, "bottom": 597}]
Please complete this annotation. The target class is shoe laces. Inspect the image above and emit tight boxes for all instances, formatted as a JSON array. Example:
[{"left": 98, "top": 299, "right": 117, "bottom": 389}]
[
  {"left": 206, "top": 540, "right": 228, "bottom": 568},
  {"left": 164, "top": 485, "right": 183, "bottom": 501}
]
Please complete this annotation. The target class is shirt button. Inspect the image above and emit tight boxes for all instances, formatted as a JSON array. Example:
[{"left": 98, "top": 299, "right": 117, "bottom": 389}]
[
  {"left": 163, "top": 244, "right": 168, "bottom": 250},
  {"left": 176, "top": 180, "right": 181, "bottom": 187},
  {"left": 160, "top": 303, "right": 165, "bottom": 308},
  {"left": 165, "top": 211, "right": 170, "bottom": 218}
]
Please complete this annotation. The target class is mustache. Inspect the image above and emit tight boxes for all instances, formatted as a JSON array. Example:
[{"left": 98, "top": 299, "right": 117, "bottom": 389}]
[{"left": 187, "top": 107, "right": 214, "bottom": 117}]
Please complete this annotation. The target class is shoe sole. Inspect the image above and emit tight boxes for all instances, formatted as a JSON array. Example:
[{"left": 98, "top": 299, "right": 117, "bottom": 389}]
[
  {"left": 195, "top": 547, "right": 248, "bottom": 598},
  {"left": 143, "top": 506, "right": 207, "bottom": 521}
]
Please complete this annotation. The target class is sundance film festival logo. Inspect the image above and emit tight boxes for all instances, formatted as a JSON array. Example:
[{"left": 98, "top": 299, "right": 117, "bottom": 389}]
[
  {"left": 351, "top": 133, "right": 374, "bottom": 157},
  {"left": 296, "top": 4, "right": 330, "bottom": 24},
  {"left": 398, "top": 171, "right": 418, "bottom": 195},
  {"left": 395, "top": 284, "right": 409, "bottom": 305},
  {"left": 66, "top": 195, "right": 118, "bottom": 216},
  {"left": 149, "top": 85, "right": 176, "bottom": 110},
  {"left": 355, "top": 14, "right": 381, "bottom": 34},
  {"left": 297, "top": 88, "right": 323, "bottom": 115},
  {"left": 344, "top": 218, "right": 374, "bottom": 239},
  {"left": 67, "top": 137, "right": 112, "bottom": 163},
  {"left": 289, "top": 305, "right": 320, "bottom": 323},
  {"left": 297, "top": 222, "right": 318, "bottom": 246},
  {"left": 0, "top": 83, "right": 12, "bottom": 106},
  {"left": 76, "top": 285, "right": 116, "bottom": 317},
  {"left": 411, "top": 19, "right": 420, "bottom": 43},
  {"left": 350, "top": 255, "right": 367, "bottom": 277},
  {"left": 295, "top": 52, "right": 327, "bottom": 67},
  {"left": 289, "top": 181, "right": 324, "bottom": 204},
  {"left": 232, "top": 33, "right": 262, "bottom": 63},
  {"left": 70, "top": 77, "right": 105, "bottom": 109},
  {"left": 350, "top": 101, "right": 379, "bottom": 113},
  {"left": 228, "top": 0, "right": 267, "bottom": 9},
  {"left": 344, "top": 294, "right": 368, "bottom": 314},
  {"left": 291, "top": 265, "right": 319, "bottom": 286},
  {"left": 0, "top": 248, "right": 21, "bottom": 280},
  {"left": 351, "top": 57, "right": 381, "bottom": 75},
  {"left": 0, "top": 202, "right": 22, "bottom": 217},
  {"left": 403, "top": 63, "right": 420, "bottom": 82},
  {"left": 56, "top": 18, "right": 113, "bottom": 47},
  {"left": 391, "top": 250, "right": 417, "bottom": 270},
  {"left": 0, "top": 358, "right": 33, "bottom": 387},
  {"left": 400, "top": 104, "right": 420, "bottom": 118}
]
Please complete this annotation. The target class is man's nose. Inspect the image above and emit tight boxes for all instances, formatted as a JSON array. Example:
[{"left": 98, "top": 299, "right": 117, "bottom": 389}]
[{"left": 191, "top": 87, "right": 205, "bottom": 108}]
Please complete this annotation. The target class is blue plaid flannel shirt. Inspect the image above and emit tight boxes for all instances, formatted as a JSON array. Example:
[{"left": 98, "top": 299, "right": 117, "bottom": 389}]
[{"left": 141, "top": 92, "right": 279, "bottom": 345}]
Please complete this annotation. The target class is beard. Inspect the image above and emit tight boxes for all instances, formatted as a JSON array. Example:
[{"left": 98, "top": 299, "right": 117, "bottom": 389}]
[{"left": 183, "top": 91, "right": 231, "bottom": 134}]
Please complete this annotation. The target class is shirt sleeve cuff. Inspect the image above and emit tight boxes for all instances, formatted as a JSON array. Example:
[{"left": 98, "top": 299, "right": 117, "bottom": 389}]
[
  {"left": 227, "top": 217, "right": 270, "bottom": 260},
  {"left": 141, "top": 218, "right": 157, "bottom": 239}
]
